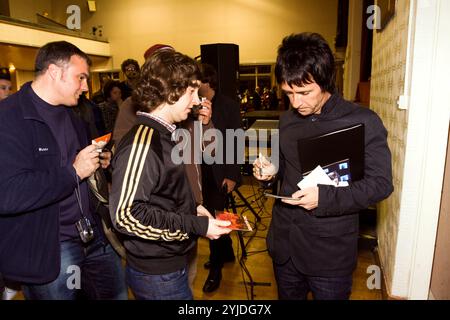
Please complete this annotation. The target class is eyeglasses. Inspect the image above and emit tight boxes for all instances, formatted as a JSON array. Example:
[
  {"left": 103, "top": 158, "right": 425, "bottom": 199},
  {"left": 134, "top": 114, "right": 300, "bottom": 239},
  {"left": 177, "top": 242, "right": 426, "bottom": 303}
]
[{"left": 124, "top": 65, "right": 137, "bottom": 72}]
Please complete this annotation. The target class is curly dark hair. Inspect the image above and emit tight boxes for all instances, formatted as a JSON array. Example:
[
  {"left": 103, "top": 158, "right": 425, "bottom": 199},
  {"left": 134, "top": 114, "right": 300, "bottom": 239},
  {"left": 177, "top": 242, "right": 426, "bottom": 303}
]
[
  {"left": 121, "top": 59, "right": 140, "bottom": 73},
  {"left": 132, "top": 50, "right": 201, "bottom": 112},
  {"left": 275, "top": 32, "right": 336, "bottom": 93},
  {"left": 102, "top": 80, "right": 121, "bottom": 99}
]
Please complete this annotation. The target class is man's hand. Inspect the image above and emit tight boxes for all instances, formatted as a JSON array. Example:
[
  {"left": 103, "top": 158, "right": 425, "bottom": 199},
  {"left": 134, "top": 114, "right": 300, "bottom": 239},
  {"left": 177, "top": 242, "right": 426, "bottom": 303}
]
[
  {"left": 197, "top": 204, "right": 214, "bottom": 219},
  {"left": 222, "top": 178, "right": 236, "bottom": 193},
  {"left": 73, "top": 144, "right": 100, "bottom": 180},
  {"left": 253, "top": 155, "right": 277, "bottom": 181},
  {"left": 99, "top": 150, "right": 111, "bottom": 169},
  {"left": 281, "top": 187, "right": 319, "bottom": 211},
  {"left": 205, "top": 219, "right": 232, "bottom": 240},
  {"left": 198, "top": 99, "right": 212, "bottom": 125}
]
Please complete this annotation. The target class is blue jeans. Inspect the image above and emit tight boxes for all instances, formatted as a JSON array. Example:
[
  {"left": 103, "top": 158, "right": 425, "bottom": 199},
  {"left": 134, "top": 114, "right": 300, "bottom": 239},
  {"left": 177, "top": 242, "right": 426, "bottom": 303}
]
[
  {"left": 126, "top": 265, "right": 192, "bottom": 300},
  {"left": 274, "top": 258, "right": 352, "bottom": 300},
  {"left": 22, "top": 231, "right": 127, "bottom": 300}
]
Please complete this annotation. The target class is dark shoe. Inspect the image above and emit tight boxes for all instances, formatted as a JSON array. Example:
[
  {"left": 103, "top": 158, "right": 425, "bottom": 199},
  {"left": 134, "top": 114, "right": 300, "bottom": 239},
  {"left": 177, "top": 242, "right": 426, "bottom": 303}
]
[
  {"left": 204, "top": 255, "right": 235, "bottom": 269},
  {"left": 202, "top": 268, "right": 222, "bottom": 293}
]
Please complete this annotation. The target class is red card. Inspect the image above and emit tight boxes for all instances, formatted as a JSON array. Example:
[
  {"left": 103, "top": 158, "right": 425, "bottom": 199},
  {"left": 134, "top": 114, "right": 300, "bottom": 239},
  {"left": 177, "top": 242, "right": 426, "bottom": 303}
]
[{"left": 94, "top": 133, "right": 111, "bottom": 144}]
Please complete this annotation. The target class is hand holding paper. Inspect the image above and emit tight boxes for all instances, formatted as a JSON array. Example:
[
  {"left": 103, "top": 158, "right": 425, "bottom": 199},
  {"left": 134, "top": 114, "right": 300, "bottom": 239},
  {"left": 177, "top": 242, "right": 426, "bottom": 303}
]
[
  {"left": 92, "top": 133, "right": 111, "bottom": 153},
  {"left": 253, "top": 152, "right": 277, "bottom": 181},
  {"left": 281, "top": 187, "right": 319, "bottom": 211}
]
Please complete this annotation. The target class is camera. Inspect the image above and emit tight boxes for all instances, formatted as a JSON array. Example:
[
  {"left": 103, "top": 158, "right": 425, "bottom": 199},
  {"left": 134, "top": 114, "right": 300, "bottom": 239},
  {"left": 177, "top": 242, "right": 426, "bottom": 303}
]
[
  {"left": 191, "top": 97, "right": 206, "bottom": 118},
  {"left": 76, "top": 216, "right": 94, "bottom": 243}
]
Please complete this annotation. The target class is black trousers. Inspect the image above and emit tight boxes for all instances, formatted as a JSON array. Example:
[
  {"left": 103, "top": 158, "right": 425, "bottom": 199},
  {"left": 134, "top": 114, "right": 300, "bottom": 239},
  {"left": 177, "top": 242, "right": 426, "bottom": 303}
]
[
  {"left": 202, "top": 165, "right": 234, "bottom": 269},
  {"left": 273, "top": 258, "right": 352, "bottom": 300}
]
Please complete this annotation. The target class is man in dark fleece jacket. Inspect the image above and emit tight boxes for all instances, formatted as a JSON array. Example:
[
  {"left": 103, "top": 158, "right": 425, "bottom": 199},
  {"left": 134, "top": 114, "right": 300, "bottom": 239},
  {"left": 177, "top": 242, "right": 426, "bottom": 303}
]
[
  {"left": 109, "top": 49, "right": 231, "bottom": 300},
  {"left": 0, "top": 41, "right": 126, "bottom": 300},
  {"left": 254, "top": 33, "right": 393, "bottom": 300}
]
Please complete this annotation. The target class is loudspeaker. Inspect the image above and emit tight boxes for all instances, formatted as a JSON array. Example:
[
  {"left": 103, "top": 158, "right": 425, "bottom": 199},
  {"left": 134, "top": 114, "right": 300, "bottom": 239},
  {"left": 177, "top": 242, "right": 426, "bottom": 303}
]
[{"left": 200, "top": 43, "right": 239, "bottom": 101}]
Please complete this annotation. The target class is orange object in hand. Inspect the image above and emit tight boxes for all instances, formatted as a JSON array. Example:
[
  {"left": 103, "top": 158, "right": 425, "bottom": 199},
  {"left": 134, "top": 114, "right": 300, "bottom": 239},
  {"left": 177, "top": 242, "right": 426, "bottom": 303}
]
[{"left": 94, "top": 133, "right": 111, "bottom": 144}]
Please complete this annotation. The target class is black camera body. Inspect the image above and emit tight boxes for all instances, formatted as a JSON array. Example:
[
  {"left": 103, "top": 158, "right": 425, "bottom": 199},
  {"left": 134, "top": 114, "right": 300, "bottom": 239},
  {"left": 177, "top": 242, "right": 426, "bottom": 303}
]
[
  {"left": 76, "top": 216, "right": 94, "bottom": 243},
  {"left": 191, "top": 104, "right": 204, "bottom": 117},
  {"left": 191, "top": 97, "right": 206, "bottom": 118}
]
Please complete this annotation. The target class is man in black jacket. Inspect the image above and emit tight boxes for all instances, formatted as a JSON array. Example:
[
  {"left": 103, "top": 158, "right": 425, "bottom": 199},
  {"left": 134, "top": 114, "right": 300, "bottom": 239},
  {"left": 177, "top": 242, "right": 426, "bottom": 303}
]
[
  {"left": 254, "top": 33, "right": 393, "bottom": 300},
  {"left": 0, "top": 41, "right": 127, "bottom": 300},
  {"left": 198, "top": 64, "right": 242, "bottom": 293},
  {"left": 109, "top": 50, "right": 231, "bottom": 300}
]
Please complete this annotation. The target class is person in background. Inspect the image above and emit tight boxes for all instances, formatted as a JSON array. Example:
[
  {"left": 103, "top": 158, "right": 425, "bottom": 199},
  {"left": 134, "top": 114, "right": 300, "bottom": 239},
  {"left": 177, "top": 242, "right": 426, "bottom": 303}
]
[
  {"left": 119, "top": 59, "right": 140, "bottom": 100},
  {"left": 0, "top": 67, "right": 12, "bottom": 101},
  {"left": 113, "top": 45, "right": 174, "bottom": 146},
  {"left": 253, "top": 32, "right": 393, "bottom": 300},
  {"left": 109, "top": 49, "right": 231, "bottom": 300},
  {"left": 261, "top": 87, "right": 270, "bottom": 110},
  {"left": 198, "top": 63, "right": 242, "bottom": 293},
  {"left": 75, "top": 92, "right": 106, "bottom": 137},
  {"left": 0, "top": 41, "right": 127, "bottom": 300},
  {"left": 251, "top": 86, "right": 262, "bottom": 110},
  {"left": 113, "top": 43, "right": 214, "bottom": 292},
  {"left": 0, "top": 67, "right": 19, "bottom": 300},
  {"left": 91, "top": 73, "right": 111, "bottom": 105},
  {"left": 98, "top": 80, "right": 122, "bottom": 133},
  {"left": 268, "top": 86, "right": 279, "bottom": 110}
]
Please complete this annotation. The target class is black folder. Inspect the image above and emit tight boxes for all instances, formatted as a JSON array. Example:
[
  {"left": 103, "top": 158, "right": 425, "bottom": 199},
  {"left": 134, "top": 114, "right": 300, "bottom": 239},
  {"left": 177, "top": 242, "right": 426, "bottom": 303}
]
[{"left": 297, "top": 123, "right": 365, "bottom": 183}]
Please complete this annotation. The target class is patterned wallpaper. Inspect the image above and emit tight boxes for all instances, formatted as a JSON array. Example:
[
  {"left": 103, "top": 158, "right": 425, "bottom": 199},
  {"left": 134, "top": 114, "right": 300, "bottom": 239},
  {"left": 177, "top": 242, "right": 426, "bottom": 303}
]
[{"left": 370, "top": 0, "right": 410, "bottom": 295}]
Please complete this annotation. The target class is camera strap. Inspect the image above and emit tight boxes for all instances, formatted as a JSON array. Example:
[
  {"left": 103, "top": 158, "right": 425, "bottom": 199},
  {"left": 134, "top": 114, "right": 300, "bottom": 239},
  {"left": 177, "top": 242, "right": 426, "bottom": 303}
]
[
  {"left": 74, "top": 174, "right": 87, "bottom": 219},
  {"left": 198, "top": 120, "right": 206, "bottom": 152},
  {"left": 74, "top": 174, "right": 95, "bottom": 243}
]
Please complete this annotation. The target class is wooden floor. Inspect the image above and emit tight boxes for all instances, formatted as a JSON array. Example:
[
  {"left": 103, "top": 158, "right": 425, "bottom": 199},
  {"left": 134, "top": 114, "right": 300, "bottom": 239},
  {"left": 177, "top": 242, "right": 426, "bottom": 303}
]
[
  {"left": 11, "top": 177, "right": 382, "bottom": 300},
  {"left": 192, "top": 177, "right": 382, "bottom": 300}
]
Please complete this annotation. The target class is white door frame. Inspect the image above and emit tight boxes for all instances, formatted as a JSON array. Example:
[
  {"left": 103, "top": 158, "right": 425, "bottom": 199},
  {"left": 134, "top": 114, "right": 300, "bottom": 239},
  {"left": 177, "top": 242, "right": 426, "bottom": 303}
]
[{"left": 391, "top": 0, "right": 450, "bottom": 299}]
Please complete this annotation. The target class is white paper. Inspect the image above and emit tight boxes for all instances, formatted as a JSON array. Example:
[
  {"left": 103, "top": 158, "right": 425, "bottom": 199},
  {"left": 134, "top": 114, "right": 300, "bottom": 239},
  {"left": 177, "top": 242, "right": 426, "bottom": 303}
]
[
  {"left": 257, "top": 152, "right": 277, "bottom": 176},
  {"left": 92, "top": 140, "right": 107, "bottom": 153},
  {"left": 297, "top": 165, "right": 350, "bottom": 189},
  {"left": 297, "top": 165, "right": 334, "bottom": 189}
]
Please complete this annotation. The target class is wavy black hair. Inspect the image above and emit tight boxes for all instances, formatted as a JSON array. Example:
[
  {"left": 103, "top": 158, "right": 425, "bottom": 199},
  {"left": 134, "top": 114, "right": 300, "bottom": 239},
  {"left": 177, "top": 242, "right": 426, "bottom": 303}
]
[
  {"left": 132, "top": 50, "right": 201, "bottom": 112},
  {"left": 275, "top": 32, "right": 336, "bottom": 93}
]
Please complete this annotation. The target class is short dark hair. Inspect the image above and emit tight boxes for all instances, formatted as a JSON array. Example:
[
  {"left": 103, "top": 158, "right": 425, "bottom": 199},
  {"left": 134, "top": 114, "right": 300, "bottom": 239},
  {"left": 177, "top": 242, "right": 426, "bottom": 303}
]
[
  {"left": 34, "top": 41, "right": 91, "bottom": 76},
  {"left": 103, "top": 80, "right": 121, "bottom": 99},
  {"left": 0, "top": 67, "right": 11, "bottom": 81},
  {"left": 199, "top": 63, "right": 218, "bottom": 90},
  {"left": 275, "top": 32, "right": 336, "bottom": 93},
  {"left": 133, "top": 50, "right": 201, "bottom": 112},
  {"left": 121, "top": 59, "right": 140, "bottom": 73}
]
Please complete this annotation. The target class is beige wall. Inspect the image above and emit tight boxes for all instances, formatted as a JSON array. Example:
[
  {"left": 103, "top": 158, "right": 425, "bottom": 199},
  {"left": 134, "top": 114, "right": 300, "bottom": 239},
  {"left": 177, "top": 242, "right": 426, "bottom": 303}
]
[
  {"left": 8, "top": 0, "right": 52, "bottom": 23},
  {"left": 370, "top": 0, "right": 410, "bottom": 298},
  {"left": 49, "top": 0, "right": 338, "bottom": 68},
  {"left": 342, "top": 0, "right": 362, "bottom": 101}
]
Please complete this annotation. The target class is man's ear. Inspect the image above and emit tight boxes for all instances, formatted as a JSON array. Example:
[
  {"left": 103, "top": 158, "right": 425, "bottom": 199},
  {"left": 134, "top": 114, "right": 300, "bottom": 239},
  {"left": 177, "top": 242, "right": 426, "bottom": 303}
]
[{"left": 47, "top": 63, "right": 61, "bottom": 80}]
